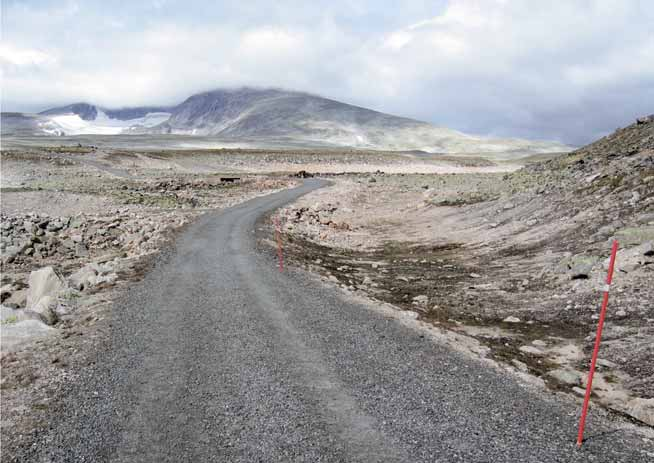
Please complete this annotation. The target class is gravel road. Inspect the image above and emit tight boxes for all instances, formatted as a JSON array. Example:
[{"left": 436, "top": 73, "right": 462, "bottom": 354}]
[{"left": 23, "top": 180, "right": 652, "bottom": 462}]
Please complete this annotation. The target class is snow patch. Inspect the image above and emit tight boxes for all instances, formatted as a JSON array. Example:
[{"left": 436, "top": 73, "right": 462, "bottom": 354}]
[{"left": 43, "top": 110, "right": 171, "bottom": 135}]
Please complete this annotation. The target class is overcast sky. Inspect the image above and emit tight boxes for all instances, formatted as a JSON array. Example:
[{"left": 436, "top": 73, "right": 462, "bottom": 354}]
[{"left": 1, "top": 0, "right": 653, "bottom": 145}]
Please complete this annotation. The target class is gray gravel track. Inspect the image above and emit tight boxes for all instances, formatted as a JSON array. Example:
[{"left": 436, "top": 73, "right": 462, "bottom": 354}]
[{"left": 28, "top": 180, "right": 651, "bottom": 462}]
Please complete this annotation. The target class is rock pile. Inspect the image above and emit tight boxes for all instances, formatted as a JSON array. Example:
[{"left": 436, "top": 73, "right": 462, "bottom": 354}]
[
  {"left": 1, "top": 210, "right": 192, "bottom": 269},
  {"left": 2, "top": 266, "right": 68, "bottom": 350},
  {"left": 0, "top": 209, "right": 194, "bottom": 335},
  {"left": 283, "top": 203, "right": 351, "bottom": 231}
]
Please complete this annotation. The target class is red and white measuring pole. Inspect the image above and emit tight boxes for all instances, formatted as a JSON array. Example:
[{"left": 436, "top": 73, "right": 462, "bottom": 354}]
[
  {"left": 576, "top": 240, "right": 619, "bottom": 448},
  {"left": 273, "top": 216, "right": 284, "bottom": 272}
]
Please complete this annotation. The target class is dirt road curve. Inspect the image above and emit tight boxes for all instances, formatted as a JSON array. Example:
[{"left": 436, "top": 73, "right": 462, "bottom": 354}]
[{"left": 25, "top": 180, "right": 651, "bottom": 462}]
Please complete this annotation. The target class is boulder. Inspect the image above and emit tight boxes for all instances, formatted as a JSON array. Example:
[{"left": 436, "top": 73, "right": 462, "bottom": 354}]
[
  {"left": 1, "top": 305, "right": 32, "bottom": 323},
  {"left": 96, "top": 272, "right": 118, "bottom": 286},
  {"left": 503, "top": 316, "right": 521, "bottom": 323},
  {"left": 26, "top": 266, "right": 66, "bottom": 308},
  {"left": 609, "top": 241, "right": 654, "bottom": 272},
  {"left": 614, "top": 226, "right": 654, "bottom": 246},
  {"left": 46, "top": 220, "right": 64, "bottom": 232},
  {"left": 69, "top": 264, "right": 98, "bottom": 291},
  {"left": 28, "top": 295, "right": 58, "bottom": 325},
  {"left": 3, "top": 288, "right": 27, "bottom": 308},
  {"left": 626, "top": 398, "right": 654, "bottom": 426},
  {"left": 511, "top": 359, "right": 529, "bottom": 372},
  {"left": 519, "top": 345, "right": 544, "bottom": 356},
  {"left": 2, "top": 246, "right": 20, "bottom": 264},
  {"left": 0, "top": 284, "right": 13, "bottom": 302},
  {"left": 75, "top": 242, "right": 89, "bottom": 257},
  {"left": 547, "top": 368, "right": 583, "bottom": 386},
  {"left": 0, "top": 319, "right": 55, "bottom": 353},
  {"left": 561, "top": 255, "right": 600, "bottom": 280}
]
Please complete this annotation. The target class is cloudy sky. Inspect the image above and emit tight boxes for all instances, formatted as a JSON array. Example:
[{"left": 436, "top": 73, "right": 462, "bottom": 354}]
[{"left": 1, "top": 0, "right": 653, "bottom": 145}]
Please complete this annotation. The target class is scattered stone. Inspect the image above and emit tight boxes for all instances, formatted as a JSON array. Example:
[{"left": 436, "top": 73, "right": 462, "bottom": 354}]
[
  {"left": 511, "top": 359, "right": 529, "bottom": 372},
  {"left": 400, "top": 310, "right": 419, "bottom": 320},
  {"left": 547, "top": 368, "right": 582, "bottom": 386},
  {"left": 597, "top": 358, "right": 617, "bottom": 368},
  {"left": 519, "top": 345, "right": 544, "bottom": 356},
  {"left": 412, "top": 295, "right": 429, "bottom": 305},
  {"left": 26, "top": 266, "right": 65, "bottom": 309}
]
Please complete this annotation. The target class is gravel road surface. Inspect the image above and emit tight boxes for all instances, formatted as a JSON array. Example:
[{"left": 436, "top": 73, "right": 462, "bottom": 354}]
[{"left": 23, "top": 180, "right": 652, "bottom": 462}]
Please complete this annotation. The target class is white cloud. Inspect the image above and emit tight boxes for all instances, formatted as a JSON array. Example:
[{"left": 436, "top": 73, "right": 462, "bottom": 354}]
[
  {"left": 239, "top": 27, "right": 304, "bottom": 57},
  {"left": 0, "top": 44, "right": 56, "bottom": 67},
  {"left": 1, "top": 0, "right": 652, "bottom": 144}
]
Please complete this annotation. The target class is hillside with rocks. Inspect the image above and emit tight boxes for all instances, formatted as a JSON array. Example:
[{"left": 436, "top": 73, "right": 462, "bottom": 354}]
[{"left": 273, "top": 115, "right": 654, "bottom": 425}]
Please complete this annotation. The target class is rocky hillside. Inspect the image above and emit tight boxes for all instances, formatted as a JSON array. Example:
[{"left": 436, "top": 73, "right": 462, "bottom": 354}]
[
  {"left": 1, "top": 88, "right": 570, "bottom": 156},
  {"left": 525, "top": 114, "right": 654, "bottom": 191},
  {"left": 270, "top": 114, "right": 654, "bottom": 425}
]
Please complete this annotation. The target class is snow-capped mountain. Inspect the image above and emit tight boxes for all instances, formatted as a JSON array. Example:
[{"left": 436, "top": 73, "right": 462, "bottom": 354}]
[{"left": 1, "top": 88, "right": 571, "bottom": 154}]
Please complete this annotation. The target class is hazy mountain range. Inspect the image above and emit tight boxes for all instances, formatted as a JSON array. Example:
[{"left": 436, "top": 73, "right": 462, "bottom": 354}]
[{"left": 1, "top": 87, "right": 571, "bottom": 155}]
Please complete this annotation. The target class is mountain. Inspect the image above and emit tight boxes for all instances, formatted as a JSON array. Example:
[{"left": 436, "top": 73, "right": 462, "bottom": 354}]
[{"left": 1, "top": 87, "right": 570, "bottom": 155}]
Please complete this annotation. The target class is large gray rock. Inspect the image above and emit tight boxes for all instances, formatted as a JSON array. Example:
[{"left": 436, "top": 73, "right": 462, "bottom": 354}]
[
  {"left": 609, "top": 241, "right": 654, "bottom": 273},
  {"left": 75, "top": 242, "right": 89, "bottom": 258},
  {"left": 28, "top": 295, "right": 58, "bottom": 325},
  {"left": 2, "top": 246, "right": 20, "bottom": 264},
  {"left": 26, "top": 266, "right": 65, "bottom": 308},
  {"left": 3, "top": 288, "right": 27, "bottom": 308},
  {"left": 561, "top": 255, "right": 600, "bottom": 280},
  {"left": 0, "top": 305, "right": 32, "bottom": 323},
  {"left": 69, "top": 264, "right": 98, "bottom": 291},
  {"left": 626, "top": 398, "right": 654, "bottom": 426},
  {"left": 0, "top": 284, "right": 13, "bottom": 302},
  {"left": 0, "top": 319, "right": 55, "bottom": 352}
]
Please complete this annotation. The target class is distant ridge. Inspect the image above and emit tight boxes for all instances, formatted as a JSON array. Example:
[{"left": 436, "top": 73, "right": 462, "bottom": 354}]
[{"left": 1, "top": 87, "right": 571, "bottom": 155}]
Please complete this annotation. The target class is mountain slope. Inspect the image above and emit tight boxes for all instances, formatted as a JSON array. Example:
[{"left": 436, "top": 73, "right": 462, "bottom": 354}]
[{"left": 2, "top": 88, "right": 570, "bottom": 155}]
